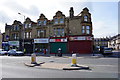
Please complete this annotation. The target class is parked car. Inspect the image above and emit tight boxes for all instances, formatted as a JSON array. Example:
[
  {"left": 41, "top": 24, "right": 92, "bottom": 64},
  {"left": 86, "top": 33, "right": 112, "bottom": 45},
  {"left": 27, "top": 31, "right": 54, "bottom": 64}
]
[
  {"left": 16, "top": 51, "right": 24, "bottom": 56},
  {"left": 8, "top": 49, "right": 24, "bottom": 56},
  {"left": 0, "top": 49, "right": 8, "bottom": 55},
  {"left": 102, "top": 47, "right": 113, "bottom": 56}
]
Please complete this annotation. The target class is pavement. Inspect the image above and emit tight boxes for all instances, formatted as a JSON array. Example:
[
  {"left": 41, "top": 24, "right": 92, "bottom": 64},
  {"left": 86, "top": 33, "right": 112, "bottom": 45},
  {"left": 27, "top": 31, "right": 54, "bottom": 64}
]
[
  {"left": 24, "top": 62, "right": 90, "bottom": 70},
  {"left": 1, "top": 55, "right": 118, "bottom": 78},
  {"left": 24, "top": 53, "right": 99, "bottom": 70}
]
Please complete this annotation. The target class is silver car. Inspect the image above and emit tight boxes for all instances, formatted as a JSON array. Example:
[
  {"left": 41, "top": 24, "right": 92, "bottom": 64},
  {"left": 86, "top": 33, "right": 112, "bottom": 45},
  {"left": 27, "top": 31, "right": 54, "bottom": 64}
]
[
  {"left": 8, "top": 49, "right": 24, "bottom": 56},
  {"left": 0, "top": 49, "right": 8, "bottom": 55}
]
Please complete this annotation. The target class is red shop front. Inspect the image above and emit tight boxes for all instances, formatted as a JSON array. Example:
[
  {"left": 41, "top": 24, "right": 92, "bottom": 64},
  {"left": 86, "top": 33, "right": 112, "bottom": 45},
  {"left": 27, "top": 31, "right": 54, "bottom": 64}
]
[{"left": 68, "top": 36, "right": 93, "bottom": 54}]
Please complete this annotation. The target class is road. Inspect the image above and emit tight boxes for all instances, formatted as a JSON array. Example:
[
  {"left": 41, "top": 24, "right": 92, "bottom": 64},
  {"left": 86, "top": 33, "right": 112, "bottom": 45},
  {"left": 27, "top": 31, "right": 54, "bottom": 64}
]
[{"left": 0, "top": 55, "right": 119, "bottom": 78}]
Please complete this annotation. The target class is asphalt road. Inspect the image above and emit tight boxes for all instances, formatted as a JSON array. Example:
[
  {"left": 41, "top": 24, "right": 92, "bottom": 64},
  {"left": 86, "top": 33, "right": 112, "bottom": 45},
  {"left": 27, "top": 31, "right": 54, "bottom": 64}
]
[{"left": 0, "top": 55, "right": 119, "bottom": 78}]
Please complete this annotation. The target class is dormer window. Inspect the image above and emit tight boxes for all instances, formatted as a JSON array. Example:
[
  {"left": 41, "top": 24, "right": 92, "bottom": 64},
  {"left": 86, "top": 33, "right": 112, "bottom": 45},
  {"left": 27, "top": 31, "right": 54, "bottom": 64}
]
[
  {"left": 60, "top": 18, "right": 64, "bottom": 24},
  {"left": 38, "top": 21, "right": 42, "bottom": 25},
  {"left": 28, "top": 23, "right": 31, "bottom": 28},
  {"left": 43, "top": 20, "right": 47, "bottom": 25},
  {"left": 84, "top": 15, "right": 88, "bottom": 22},
  {"left": 25, "top": 24, "right": 28, "bottom": 28},
  {"left": 54, "top": 18, "right": 58, "bottom": 24},
  {"left": 24, "top": 23, "right": 31, "bottom": 28}
]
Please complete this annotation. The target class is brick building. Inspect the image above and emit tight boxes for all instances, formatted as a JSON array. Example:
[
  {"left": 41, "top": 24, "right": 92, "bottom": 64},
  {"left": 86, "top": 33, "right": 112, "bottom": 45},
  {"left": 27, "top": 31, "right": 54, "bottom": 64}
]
[{"left": 3, "top": 7, "right": 94, "bottom": 54}]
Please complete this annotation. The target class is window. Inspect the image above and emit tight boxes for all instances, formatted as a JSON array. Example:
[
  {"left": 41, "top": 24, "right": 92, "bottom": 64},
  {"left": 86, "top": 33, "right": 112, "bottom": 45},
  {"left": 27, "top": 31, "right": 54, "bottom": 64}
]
[
  {"left": 12, "top": 33, "right": 19, "bottom": 39},
  {"left": 61, "top": 28, "right": 64, "bottom": 36},
  {"left": 54, "top": 28, "right": 64, "bottom": 37},
  {"left": 86, "top": 26, "right": 90, "bottom": 34},
  {"left": 37, "top": 30, "right": 46, "bottom": 37},
  {"left": 60, "top": 18, "right": 64, "bottom": 24},
  {"left": 28, "top": 23, "right": 31, "bottom": 28},
  {"left": 16, "top": 26, "right": 19, "bottom": 30},
  {"left": 29, "top": 32, "right": 31, "bottom": 38},
  {"left": 84, "top": 15, "right": 88, "bottom": 22},
  {"left": 43, "top": 20, "right": 47, "bottom": 25},
  {"left": 13, "top": 25, "right": 16, "bottom": 30},
  {"left": 24, "top": 33, "right": 25, "bottom": 38},
  {"left": 38, "top": 21, "right": 41, "bottom": 25},
  {"left": 82, "top": 26, "right": 85, "bottom": 34},
  {"left": 54, "top": 18, "right": 58, "bottom": 24},
  {"left": 26, "top": 32, "right": 29, "bottom": 38},
  {"left": 25, "top": 24, "right": 28, "bottom": 28}
]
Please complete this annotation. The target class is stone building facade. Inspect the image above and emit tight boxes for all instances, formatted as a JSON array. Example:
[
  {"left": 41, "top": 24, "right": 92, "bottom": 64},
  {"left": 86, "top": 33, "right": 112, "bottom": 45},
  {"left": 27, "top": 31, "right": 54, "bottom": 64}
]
[{"left": 3, "top": 7, "right": 94, "bottom": 54}]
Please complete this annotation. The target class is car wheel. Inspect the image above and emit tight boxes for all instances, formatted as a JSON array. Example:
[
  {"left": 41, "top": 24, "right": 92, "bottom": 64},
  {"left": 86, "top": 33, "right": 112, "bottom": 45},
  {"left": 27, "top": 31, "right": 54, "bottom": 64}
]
[{"left": 8, "top": 54, "right": 10, "bottom": 56}]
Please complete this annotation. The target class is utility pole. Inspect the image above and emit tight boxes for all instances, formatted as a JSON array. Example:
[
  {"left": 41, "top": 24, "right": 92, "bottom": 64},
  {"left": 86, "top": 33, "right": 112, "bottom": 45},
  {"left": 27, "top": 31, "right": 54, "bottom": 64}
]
[{"left": 18, "top": 13, "right": 25, "bottom": 52}]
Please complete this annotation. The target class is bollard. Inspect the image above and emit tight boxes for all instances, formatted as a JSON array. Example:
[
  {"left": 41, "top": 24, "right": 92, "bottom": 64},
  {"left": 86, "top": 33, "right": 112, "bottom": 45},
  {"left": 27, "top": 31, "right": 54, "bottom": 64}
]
[
  {"left": 71, "top": 54, "right": 77, "bottom": 67},
  {"left": 31, "top": 53, "right": 37, "bottom": 64}
]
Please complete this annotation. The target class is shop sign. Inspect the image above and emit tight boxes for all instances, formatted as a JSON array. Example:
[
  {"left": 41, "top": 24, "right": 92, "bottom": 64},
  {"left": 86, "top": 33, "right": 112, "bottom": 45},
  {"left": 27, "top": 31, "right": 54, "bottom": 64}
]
[
  {"left": 24, "top": 42, "right": 31, "bottom": 44},
  {"left": 69, "top": 36, "right": 92, "bottom": 41},
  {"left": 8, "top": 41, "right": 19, "bottom": 46},
  {"left": 34, "top": 38, "right": 49, "bottom": 43},
  {"left": 50, "top": 38, "right": 67, "bottom": 42}
]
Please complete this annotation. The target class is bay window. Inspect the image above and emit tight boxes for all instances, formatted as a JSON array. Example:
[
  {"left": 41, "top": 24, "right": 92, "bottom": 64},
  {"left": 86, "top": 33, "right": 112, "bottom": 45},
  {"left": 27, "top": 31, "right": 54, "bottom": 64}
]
[
  {"left": 82, "top": 25, "right": 91, "bottom": 34},
  {"left": 86, "top": 26, "right": 90, "bottom": 34},
  {"left": 82, "top": 26, "right": 85, "bottom": 34}
]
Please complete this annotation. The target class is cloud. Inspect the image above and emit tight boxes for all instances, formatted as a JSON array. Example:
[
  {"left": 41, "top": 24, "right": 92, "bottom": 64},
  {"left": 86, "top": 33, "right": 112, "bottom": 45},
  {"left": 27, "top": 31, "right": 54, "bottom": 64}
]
[
  {"left": 3, "top": 1, "right": 40, "bottom": 17},
  {"left": 93, "top": 20, "right": 118, "bottom": 38}
]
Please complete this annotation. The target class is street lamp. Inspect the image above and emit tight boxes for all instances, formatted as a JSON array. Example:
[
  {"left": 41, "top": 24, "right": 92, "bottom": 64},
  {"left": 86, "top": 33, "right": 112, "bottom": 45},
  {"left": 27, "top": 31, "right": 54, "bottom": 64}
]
[{"left": 18, "top": 13, "right": 25, "bottom": 52}]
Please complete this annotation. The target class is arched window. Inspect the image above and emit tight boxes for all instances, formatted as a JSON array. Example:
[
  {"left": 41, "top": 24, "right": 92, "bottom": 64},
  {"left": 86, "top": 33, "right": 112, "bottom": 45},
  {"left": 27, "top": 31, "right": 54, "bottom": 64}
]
[{"left": 84, "top": 15, "right": 88, "bottom": 22}]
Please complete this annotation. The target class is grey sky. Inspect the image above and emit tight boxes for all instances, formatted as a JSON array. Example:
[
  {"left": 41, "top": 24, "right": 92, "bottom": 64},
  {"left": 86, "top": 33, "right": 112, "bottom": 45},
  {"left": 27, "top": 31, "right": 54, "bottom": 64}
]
[{"left": 0, "top": 0, "right": 119, "bottom": 38}]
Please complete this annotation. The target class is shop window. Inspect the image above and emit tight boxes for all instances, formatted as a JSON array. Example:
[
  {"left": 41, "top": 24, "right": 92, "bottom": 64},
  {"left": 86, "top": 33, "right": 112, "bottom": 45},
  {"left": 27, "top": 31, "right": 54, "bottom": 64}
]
[{"left": 84, "top": 15, "right": 88, "bottom": 22}]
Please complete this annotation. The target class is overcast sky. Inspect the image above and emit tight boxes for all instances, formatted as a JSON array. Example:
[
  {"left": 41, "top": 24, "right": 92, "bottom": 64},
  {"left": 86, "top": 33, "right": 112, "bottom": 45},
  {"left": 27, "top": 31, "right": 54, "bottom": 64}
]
[{"left": 0, "top": 0, "right": 119, "bottom": 38}]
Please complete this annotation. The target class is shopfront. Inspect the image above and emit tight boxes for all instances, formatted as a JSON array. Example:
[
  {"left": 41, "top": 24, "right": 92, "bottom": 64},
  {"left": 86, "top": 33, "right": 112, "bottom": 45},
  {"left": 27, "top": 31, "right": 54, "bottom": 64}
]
[
  {"left": 24, "top": 39, "right": 33, "bottom": 54},
  {"left": 34, "top": 38, "right": 49, "bottom": 53},
  {"left": 2, "top": 42, "right": 9, "bottom": 51},
  {"left": 8, "top": 41, "right": 20, "bottom": 50},
  {"left": 68, "top": 36, "right": 93, "bottom": 54},
  {"left": 49, "top": 37, "right": 67, "bottom": 54}
]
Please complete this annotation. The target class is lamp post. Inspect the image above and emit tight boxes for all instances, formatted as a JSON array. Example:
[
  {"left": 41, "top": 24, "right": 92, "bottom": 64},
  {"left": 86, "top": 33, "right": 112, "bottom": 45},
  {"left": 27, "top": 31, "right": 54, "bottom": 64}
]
[{"left": 18, "top": 13, "right": 25, "bottom": 52}]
